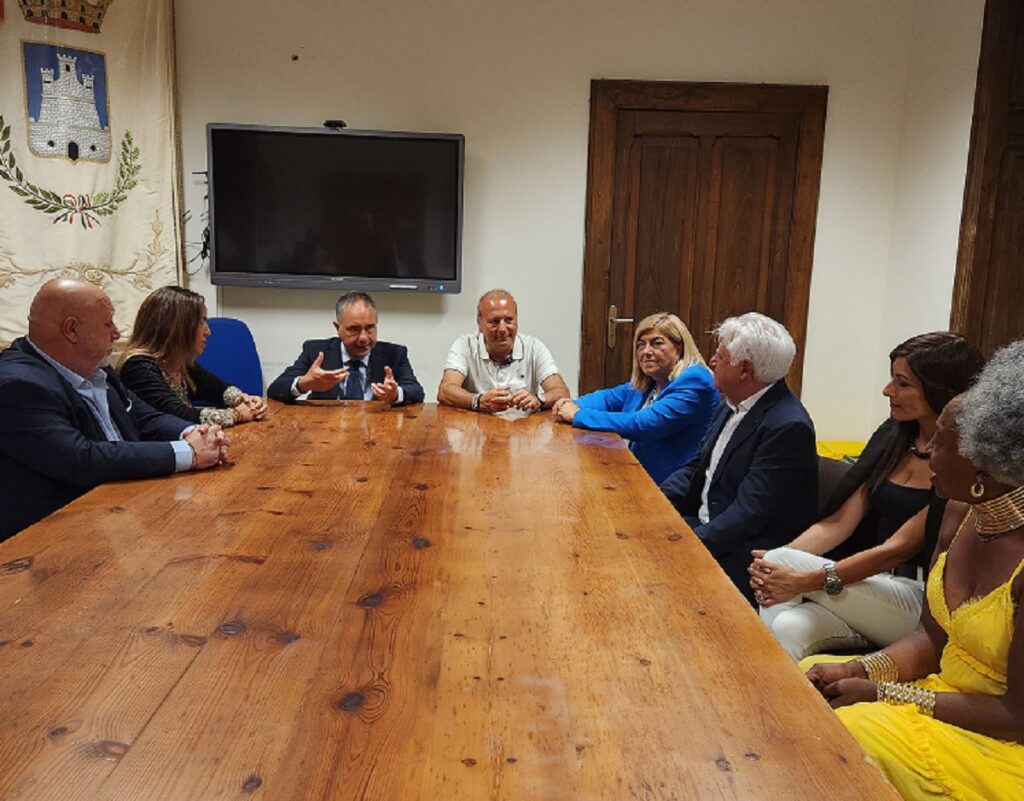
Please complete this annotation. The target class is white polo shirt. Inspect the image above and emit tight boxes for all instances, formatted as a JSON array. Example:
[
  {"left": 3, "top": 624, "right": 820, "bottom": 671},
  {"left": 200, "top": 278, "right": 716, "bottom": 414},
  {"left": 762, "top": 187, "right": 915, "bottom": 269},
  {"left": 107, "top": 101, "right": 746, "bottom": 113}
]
[{"left": 444, "top": 333, "right": 560, "bottom": 399}]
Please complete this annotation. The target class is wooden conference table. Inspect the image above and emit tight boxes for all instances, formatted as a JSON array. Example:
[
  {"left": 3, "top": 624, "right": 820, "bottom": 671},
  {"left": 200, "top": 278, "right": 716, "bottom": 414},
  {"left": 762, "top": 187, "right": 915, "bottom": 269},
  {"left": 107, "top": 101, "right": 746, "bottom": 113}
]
[{"left": 0, "top": 403, "right": 898, "bottom": 801}]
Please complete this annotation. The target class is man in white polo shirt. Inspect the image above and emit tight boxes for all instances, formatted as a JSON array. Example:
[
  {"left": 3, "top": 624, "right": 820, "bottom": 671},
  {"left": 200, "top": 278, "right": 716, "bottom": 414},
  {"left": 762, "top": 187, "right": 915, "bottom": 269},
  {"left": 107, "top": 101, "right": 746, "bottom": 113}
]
[{"left": 437, "top": 289, "right": 569, "bottom": 415}]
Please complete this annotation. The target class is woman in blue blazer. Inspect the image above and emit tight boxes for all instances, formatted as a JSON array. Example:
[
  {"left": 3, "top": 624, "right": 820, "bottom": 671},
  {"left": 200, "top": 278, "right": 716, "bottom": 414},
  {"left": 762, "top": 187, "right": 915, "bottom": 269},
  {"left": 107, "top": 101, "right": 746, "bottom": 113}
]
[{"left": 553, "top": 312, "right": 719, "bottom": 484}]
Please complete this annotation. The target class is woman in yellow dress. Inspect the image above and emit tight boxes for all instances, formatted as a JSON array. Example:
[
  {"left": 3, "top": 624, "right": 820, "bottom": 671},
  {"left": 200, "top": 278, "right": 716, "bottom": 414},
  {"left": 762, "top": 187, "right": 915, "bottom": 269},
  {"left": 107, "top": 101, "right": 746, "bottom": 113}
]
[{"left": 805, "top": 339, "right": 1024, "bottom": 801}]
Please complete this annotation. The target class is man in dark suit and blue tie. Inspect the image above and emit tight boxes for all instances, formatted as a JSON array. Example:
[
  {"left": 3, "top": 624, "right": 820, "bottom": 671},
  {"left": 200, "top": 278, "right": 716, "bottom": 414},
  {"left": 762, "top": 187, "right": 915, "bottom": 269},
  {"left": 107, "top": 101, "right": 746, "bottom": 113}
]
[
  {"left": 659, "top": 312, "right": 818, "bottom": 606},
  {"left": 267, "top": 291, "right": 424, "bottom": 406}
]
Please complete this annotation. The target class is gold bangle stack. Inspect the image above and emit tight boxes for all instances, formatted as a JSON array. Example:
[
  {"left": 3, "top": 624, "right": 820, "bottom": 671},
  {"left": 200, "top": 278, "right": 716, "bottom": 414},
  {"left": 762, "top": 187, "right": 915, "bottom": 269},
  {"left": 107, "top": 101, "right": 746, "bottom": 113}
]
[
  {"left": 877, "top": 682, "right": 936, "bottom": 717},
  {"left": 857, "top": 651, "right": 898, "bottom": 682}
]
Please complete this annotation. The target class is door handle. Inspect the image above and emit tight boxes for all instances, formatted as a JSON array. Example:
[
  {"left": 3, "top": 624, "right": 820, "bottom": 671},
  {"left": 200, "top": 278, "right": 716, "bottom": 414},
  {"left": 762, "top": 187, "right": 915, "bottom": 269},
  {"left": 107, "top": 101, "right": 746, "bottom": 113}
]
[{"left": 606, "top": 305, "right": 632, "bottom": 349}]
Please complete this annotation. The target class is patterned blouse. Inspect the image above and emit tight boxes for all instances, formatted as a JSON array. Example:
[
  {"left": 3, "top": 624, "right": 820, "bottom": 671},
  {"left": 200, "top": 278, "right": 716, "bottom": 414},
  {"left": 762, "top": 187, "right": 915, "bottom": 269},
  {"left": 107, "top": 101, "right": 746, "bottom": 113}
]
[{"left": 119, "top": 354, "right": 244, "bottom": 427}]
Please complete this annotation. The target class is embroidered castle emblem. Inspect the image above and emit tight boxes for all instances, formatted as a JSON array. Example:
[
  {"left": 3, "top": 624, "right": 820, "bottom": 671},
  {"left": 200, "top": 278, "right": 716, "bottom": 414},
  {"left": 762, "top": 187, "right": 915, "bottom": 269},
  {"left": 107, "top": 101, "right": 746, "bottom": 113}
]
[
  {"left": 23, "top": 43, "right": 110, "bottom": 163},
  {"left": 18, "top": 0, "right": 114, "bottom": 34}
]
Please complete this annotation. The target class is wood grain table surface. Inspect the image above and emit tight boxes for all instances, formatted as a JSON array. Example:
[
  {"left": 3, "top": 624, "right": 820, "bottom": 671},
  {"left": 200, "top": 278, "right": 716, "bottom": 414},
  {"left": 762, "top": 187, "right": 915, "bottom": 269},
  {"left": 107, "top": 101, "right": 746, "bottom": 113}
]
[{"left": 0, "top": 402, "right": 899, "bottom": 801}]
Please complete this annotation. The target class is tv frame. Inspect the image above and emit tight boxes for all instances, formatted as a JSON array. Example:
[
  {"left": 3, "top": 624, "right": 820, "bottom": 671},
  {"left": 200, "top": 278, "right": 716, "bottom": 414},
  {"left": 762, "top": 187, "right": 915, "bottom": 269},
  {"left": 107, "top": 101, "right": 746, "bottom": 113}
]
[{"left": 206, "top": 123, "right": 464, "bottom": 294}]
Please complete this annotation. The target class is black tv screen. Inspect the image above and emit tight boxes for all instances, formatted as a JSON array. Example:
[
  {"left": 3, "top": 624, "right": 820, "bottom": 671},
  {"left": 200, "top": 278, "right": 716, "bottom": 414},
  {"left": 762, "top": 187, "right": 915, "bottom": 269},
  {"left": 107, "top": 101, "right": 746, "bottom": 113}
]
[{"left": 207, "top": 124, "right": 463, "bottom": 293}]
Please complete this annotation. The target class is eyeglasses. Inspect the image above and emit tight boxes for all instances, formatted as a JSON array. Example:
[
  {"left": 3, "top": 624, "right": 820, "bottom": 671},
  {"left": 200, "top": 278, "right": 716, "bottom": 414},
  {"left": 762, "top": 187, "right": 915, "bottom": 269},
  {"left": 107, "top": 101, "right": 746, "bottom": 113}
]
[{"left": 636, "top": 337, "right": 674, "bottom": 352}]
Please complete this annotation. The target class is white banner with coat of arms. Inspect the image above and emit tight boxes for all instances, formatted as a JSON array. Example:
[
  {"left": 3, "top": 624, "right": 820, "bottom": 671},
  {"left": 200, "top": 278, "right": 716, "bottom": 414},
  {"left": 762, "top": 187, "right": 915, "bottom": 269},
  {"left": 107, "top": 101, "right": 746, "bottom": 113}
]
[{"left": 0, "top": 0, "right": 180, "bottom": 346}]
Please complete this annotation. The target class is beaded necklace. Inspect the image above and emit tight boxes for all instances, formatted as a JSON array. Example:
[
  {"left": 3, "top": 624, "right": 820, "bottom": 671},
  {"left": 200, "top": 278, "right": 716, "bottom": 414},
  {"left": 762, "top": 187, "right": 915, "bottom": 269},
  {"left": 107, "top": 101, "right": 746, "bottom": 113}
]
[{"left": 159, "top": 364, "right": 192, "bottom": 406}]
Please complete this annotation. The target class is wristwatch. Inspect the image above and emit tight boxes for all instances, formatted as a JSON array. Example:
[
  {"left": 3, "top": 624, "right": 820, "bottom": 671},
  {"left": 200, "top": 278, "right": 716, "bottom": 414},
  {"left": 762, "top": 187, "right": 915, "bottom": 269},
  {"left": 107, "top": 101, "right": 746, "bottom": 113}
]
[
  {"left": 471, "top": 393, "right": 482, "bottom": 412},
  {"left": 822, "top": 562, "right": 844, "bottom": 596}
]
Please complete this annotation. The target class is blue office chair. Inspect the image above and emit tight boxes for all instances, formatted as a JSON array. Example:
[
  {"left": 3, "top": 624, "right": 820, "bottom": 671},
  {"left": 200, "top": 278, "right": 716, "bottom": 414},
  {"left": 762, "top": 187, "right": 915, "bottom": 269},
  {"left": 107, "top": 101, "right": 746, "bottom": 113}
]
[{"left": 196, "top": 317, "right": 264, "bottom": 397}]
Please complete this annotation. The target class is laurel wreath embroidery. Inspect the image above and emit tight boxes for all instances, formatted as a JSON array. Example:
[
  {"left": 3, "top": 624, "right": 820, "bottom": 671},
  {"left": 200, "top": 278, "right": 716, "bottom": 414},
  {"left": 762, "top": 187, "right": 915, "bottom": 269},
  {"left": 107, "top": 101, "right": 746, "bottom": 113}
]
[
  {"left": 0, "top": 211, "right": 168, "bottom": 290},
  {"left": 0, "top": 114, "right": 142, "bottom": 229}
]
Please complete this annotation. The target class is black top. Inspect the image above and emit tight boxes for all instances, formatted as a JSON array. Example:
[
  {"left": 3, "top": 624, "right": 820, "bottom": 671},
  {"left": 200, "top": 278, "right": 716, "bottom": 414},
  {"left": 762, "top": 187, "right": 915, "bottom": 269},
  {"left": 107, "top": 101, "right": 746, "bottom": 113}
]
[
  {"left": 846, "top": 479, "right": 932, "bottom": 575},
  {"left": 119, "top": 355, "right": 233, "bottom": 425},
  {"left": 823, "top": 418, "right": 945, "bottom": 571}
]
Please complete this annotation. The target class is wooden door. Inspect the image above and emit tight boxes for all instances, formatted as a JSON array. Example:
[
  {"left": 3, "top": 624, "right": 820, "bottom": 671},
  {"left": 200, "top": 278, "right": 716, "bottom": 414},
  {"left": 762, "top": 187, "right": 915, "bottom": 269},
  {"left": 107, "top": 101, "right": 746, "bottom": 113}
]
[
  {"left": 580, "top": 81, "right": 828, "bottom": 395},
  {"left": 952, "top": 0, "right": 1024, "bottom": 356}
]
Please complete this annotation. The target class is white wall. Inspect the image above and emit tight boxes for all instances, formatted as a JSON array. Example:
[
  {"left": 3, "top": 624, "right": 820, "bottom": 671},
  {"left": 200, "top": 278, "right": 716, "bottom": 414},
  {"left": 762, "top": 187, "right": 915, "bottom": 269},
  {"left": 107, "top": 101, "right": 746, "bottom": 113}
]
[
  {"left": 174, "top": 0, "right": 984, "bottom": 440},
  {"left": 872, "top": 0, "right": 985, "bottom": 422}
]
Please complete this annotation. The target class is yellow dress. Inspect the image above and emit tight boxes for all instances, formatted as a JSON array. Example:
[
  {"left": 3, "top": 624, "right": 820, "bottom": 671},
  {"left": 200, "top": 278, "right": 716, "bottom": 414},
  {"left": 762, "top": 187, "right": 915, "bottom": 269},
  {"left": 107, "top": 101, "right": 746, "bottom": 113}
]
[{"left": 835, "top": 548, "right": 1024, "bottom": 800}]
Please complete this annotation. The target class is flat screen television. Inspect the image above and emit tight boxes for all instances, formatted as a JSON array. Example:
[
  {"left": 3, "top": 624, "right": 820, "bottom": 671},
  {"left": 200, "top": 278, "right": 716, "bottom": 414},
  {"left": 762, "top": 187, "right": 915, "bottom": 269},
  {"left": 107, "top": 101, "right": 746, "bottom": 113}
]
[{"left": 207, "top": 123, "right": 463, "bottom": 293}]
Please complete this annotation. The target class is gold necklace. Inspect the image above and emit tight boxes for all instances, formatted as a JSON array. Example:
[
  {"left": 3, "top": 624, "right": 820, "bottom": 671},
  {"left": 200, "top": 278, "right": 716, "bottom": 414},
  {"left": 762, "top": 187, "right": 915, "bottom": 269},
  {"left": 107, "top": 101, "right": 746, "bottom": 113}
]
[
  {"left": 974, "top": 485, "right": 1024, "bottom": 541},
  {"left": 159, "top": 363, "right": 190, "bottom": 405}
]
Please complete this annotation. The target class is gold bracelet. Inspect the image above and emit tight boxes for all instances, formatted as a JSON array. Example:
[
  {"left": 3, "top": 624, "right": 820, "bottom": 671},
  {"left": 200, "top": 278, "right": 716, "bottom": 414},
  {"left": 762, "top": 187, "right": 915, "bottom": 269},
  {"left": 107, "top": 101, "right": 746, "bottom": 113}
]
[
  {"left": 877, "top": 682, "right": 936, "bottom": 717},
  {"left": 857, "top": 651, "right": 898, "bottom": 683},
  {"left": 186, "top": 439, "right": 198, "bottom": 470}
]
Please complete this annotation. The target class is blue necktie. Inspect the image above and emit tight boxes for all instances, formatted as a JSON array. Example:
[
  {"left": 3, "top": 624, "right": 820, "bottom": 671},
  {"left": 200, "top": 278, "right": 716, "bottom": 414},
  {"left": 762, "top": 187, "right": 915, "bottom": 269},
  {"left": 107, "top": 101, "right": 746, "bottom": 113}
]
[{"left": 344, "top": 358, "right": 363, "bottom": 400}]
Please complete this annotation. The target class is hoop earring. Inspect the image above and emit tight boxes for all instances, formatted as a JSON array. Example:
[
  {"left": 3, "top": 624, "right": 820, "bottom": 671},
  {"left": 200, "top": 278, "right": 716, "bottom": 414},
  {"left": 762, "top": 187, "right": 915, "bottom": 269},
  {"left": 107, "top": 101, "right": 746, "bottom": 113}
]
[{"left": 971, "top": 479, "right": 986, "bottom": 499}]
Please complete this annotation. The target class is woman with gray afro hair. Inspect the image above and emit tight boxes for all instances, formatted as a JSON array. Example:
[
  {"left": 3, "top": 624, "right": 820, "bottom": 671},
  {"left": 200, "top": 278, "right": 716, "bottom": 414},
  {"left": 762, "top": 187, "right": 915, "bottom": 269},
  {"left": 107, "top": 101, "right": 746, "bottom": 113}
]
[
  {"left": 803, "top": 340, "right": 1024, "bottom": 800},
  {"left": 958, "top": 338, "right": 1024, "bottom": 488}
]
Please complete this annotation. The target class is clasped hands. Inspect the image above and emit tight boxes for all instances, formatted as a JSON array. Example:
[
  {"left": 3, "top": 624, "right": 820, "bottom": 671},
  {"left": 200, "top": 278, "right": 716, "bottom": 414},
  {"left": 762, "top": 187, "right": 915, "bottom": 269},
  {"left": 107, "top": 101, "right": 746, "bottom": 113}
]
[
  {"left": 748, "top": 550, "right": 818, "bottom": 607},
  {"left": 478, "top": 386, "right": 541, "bottom": 413},
  {"left": 297, "top": 352, "right": 401, "bottom": 404},
  {"left": 550, "top": 397, "right": 579, "bottom": 423},
  {"left": 185, "top": 424, "right": 229, "bottom": 469},
  {"left": 805, "top": 660, "right": 878, "bottom": 710},
  {"left": 232, "top": 392, "right": 268, "bottom": 423}
]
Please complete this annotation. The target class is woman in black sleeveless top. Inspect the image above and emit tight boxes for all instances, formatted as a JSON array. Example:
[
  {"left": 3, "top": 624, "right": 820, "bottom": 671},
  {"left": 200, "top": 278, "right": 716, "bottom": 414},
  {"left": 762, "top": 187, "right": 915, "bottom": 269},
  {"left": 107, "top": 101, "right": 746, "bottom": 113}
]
[{"left": 750, "top": 332, "right": 983, "bottom": 660}]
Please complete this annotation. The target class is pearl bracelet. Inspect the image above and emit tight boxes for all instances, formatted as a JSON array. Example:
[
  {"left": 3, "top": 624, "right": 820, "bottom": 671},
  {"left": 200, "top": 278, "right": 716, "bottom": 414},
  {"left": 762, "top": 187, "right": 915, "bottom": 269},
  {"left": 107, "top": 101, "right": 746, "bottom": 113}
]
[{"left": 877, "top": 681, "right": 936, "bottom": 717}]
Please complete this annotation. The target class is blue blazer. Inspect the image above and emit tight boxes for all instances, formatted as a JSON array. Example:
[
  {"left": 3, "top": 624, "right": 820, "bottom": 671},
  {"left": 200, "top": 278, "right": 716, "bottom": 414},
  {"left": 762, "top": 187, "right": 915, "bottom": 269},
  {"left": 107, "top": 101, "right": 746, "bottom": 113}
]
[
  {"left": 0, "top": 338, "right": 191, "bottom": 540},
  {"left": 659, "top": 380, "right": 818, "bottom": 603},
  {"left": 572, "top": 365, "right": 719, "bottom": 484},
  {"left": 267, "top": 338, "right": 424, "bottom": 405}
]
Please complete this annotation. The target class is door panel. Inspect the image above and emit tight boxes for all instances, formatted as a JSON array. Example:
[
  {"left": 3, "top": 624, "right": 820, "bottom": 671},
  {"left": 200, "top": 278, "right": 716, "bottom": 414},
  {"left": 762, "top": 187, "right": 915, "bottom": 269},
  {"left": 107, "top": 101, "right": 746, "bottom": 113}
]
[
  {"left": 980, "top": 146, "right": 1024, "bottom": 341},
  {"left": 953, "top": 0, "right": 1024, "bottom": 356},
  {"left": 604, "top": 133, "right": 702, "bottom": 380},
  {"left": 581, "top": 81, "right": 827, "bottom": 395},
  {"left": 704, "top": 136, "right": 780, "bottom": 347}
]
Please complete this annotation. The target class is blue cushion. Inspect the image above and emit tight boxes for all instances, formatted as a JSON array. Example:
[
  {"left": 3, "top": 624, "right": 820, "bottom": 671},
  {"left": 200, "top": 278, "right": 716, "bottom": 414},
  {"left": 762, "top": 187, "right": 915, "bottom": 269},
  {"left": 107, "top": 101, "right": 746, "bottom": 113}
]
[{"left": 196, "top": 317, "right": 263, "bottom": 396}]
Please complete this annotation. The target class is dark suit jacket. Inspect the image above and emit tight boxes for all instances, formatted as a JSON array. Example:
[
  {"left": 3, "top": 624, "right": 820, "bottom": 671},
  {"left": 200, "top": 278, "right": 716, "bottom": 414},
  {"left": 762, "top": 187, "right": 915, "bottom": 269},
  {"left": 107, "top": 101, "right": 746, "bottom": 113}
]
[
  {"left": 659, "top": 380, "right": 818, "bottom": 604},
  {"left": 267, "top": 338, "right": 424, "bottom": 405},
  {"left": 0, "top": 338, "right": 191, "bottom": 541}
]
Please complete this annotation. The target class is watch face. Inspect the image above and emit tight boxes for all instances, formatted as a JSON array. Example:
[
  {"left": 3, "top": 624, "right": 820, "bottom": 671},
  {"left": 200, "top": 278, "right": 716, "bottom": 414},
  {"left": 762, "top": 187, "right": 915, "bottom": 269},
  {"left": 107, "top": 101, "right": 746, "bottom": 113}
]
[{"left": 823, "top": 563, "right": 843, "bottom": 595}]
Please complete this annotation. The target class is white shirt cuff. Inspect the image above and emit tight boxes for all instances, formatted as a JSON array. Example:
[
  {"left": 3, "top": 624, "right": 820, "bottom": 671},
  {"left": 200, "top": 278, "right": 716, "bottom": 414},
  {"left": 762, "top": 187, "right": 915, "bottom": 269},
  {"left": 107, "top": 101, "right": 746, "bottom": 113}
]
[{"left": 171, "top": 439, "right": 193, "bottom": 473}]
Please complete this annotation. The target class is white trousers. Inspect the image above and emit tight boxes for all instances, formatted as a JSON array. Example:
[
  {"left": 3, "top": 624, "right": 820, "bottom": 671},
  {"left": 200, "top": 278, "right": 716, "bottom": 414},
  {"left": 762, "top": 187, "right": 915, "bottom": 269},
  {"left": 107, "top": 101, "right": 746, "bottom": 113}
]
[{"left": 758, "top": 547, "right": 924, "bottom": 660}]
